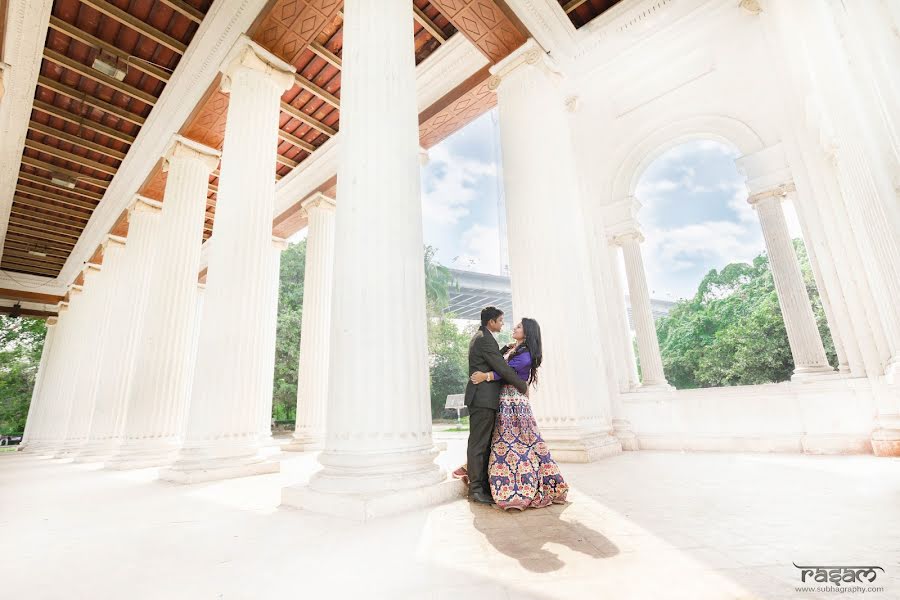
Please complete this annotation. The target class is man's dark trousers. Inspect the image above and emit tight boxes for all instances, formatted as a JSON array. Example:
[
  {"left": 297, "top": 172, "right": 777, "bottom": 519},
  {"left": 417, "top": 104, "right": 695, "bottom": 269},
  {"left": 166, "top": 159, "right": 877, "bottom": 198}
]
[{"left": 463, "top": 326, "right": 528, "bottom": 496}]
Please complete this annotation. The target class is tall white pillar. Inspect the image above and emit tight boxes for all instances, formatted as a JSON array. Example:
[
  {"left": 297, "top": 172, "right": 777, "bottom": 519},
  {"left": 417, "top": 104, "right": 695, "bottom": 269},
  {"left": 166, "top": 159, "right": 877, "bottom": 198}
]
[
  {"left": 257, "top": 236, "right": 288, "bottom": 453},
  {"left": 286, "top": 194, "right": 335, "bottom": 452},
  {"left": 608, "top": 244, "right": 639, "bottom": 391},
  {"left": 19, "top": 315, "right": 59, "bottom": 451},
  {"left": 615, "top": 232, "right": 672, "bottom": 390},
  {"left": 484, "top": 39, "right": 621, "bottom": 462},
  {"left": 80, "top": 197, "right": 162, "bottom": 461},
  {"left": 59, "top": 237, "right": 128, "bottom": 457},
  {"left": 107, "top": 135, "right": 220, "bottom": 470},
  {"left": 21, "top": 302, "right": 70, "bottom": 453},
  {"left": 282, "top": 0, "right": 451, "bottom": 520},
  {"left": 748, "top": 186, "right": 835, "bottom": 379},
  {"left": 161, "top": 37, "right": 293, "bottom": 484}
]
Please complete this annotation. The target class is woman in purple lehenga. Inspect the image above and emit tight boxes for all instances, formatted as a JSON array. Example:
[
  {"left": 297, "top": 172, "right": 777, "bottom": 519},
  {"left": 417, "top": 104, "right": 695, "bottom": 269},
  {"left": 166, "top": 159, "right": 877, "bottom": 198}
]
[{"left": 462, "top": 318, "right": 568, "bottom": 511}]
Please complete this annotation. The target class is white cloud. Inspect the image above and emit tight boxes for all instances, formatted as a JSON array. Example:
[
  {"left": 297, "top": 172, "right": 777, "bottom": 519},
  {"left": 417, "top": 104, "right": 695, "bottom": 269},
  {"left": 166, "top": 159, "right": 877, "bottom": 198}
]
[
  {"left": 420, "top": 144, "right": 498, "bottom": 227},
  {"left": 455, "top": 223, "right": 502, "bottom": 274}
]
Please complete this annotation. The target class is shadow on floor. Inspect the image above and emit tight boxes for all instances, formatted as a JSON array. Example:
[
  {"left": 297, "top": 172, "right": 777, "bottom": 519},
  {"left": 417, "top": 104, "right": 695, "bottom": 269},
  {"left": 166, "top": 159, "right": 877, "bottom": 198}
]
[{"left": 469, "top": 500, "right": 619, "bottom": 573}]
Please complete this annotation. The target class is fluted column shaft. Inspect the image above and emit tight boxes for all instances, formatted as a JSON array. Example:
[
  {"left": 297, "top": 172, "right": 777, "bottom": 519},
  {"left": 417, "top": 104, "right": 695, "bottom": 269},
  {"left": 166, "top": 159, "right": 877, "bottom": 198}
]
[
  {"left": 489, "top": 39, "right": 620, "bottom": 462},
  {"left": 81, "top": 199, "right": 162, "bottom": 460},
  {"left": 608, "top": 244, "right": 639, "bottom": 391},
  {"left": 750, "top": 190, "right": 833, "bottom": 377},
  {"left": 310, "top": 0, "right": 442, "bottom": 493},
  {"left": 616, "top": 233, "right": 670, "bottom": 388},
  {"left": 108, "top": 136, "right": 219, "bottom": 469},
  {"left": 19, "top": 317, "right": 59, "bottom": 450},
  {"left": 42, "top": 286, "right": 85, "bottom": 451},
  {"left": 287, "top": 195, "right": 335, "bottom": 451},
  {"left": 162, "top": 38, "right": 294, "bottom": 483}
]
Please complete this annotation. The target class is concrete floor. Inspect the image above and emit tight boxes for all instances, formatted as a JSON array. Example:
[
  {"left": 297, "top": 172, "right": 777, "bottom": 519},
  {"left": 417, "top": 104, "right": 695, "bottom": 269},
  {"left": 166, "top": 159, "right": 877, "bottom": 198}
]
[{"left": 2, "top": 439, "right": 899, "bottom": 600}]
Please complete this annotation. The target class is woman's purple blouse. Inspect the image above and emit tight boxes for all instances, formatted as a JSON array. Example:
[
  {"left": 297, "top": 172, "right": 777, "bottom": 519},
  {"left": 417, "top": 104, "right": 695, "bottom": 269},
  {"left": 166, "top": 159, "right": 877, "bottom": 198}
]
[{"left": 492, "top": 349, "right": 532, "bottom": 384}]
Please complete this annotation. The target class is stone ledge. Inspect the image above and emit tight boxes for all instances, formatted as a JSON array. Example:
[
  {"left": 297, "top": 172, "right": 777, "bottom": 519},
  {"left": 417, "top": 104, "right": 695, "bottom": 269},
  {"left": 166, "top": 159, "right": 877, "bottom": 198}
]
[{"left": 160, "top": 459, "right": 280, "bottom": 484}]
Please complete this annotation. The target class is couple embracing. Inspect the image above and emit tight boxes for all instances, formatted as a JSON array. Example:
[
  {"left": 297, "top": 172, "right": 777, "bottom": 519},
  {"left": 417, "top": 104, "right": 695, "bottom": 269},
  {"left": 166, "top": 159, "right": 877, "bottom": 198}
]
[{"left": 452, "top": 306, "right": 568, "bottom": 511}]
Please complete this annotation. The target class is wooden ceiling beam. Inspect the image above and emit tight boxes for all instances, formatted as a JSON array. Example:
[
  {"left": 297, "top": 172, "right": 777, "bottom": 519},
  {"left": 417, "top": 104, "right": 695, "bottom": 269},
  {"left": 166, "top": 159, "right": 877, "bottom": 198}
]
[
  {"left": 158, "top": 0, "right": 203, "bottom": 24},
  {"left": 78, "top": 0, "right": 187, "bottom": 54},
  {"left": 309, "top": 42, "right": 341, "bottom": 69},
  {"left": 48, "top": 16, "right": 171, "bottom": 83},
  {"left": 276, "top": 154, "right": 299, "bottom": 170},
  {"left": 11, "top": 204, "right": 89, "bottom": 228},
  {"left": 20, "top": 156, "right": 110, "bottom": 189},
  {"left": 1, "top": 255, "right": 62, "bottom": 272},
  {"left": 278, "top": 128, "right": 316, "bottom": 154},
  {"left": 13, "top": 195, "right": 90, "bottom": 220},
  {"left": 42, "top": 49, "right": 158, "bottom": 107},
  {"left": 8, "top": 216, "right": 82, "bottom": 240},
  {"left": 280, "top": 101, "right": 336, "bottom": 137},
  {"left": 4, "top": 240, "right": 73, "bottom": 261},
  {"left": 0, "top": 260, "right": 60, "bottom": 278},
  {"left": 563, "top": 0, "right": 590, "bottom": 13},
  {"left": 28, "top": 120, "right": 127, "bottom": 160},
  {"left": 38, "top": 76, "right": 146, "bottom": 127},
  {"left": 413, "top": 6, "right": 446, "bottom": 43},
  {"left": 0, "top": 288, "right": 65, "bottom": 305},
  {"left": 293, "top": 73, "right": 340, "bottom": 109},
  {"left": 3, "top": 249, "right": 66, "bottom": 268},
  {"left": 16, "top": 179, "right": 102, "bottom": 204},
  {"left": 0, "top": 306, "right": 58, "bottom": 319},
  {"left": 6, "top": 225, "right": 78, "bottom": 247},
  {"left": 32, "top": 100, "right": 137, "bottom": 145},
  {"left": 23, "top": 138, "right": 118, "bottom": 176}
]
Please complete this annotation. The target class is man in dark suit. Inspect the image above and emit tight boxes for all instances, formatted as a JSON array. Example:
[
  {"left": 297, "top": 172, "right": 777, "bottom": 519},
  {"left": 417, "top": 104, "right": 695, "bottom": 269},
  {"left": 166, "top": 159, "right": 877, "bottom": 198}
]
[{"left": 464, "top": 306, "right": 529, "bottom": 504}]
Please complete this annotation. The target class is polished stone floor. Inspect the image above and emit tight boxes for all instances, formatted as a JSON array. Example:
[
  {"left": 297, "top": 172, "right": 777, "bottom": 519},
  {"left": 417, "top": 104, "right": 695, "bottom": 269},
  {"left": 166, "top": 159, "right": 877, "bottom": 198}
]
[{"left": 2, "top": 438, "right": 898, "bottom": 600}]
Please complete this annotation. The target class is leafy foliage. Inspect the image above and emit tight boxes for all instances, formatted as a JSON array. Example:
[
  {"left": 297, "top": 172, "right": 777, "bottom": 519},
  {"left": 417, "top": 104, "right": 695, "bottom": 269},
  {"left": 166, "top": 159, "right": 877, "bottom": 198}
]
[
  {"left": 272, "top": 240, "right": 306, "bottom": 421},
  {"left": 0, "top": 316, "right": 47, "bottom": 434},
  {"left": 655, "top": 239, "right": 837, "bottom": 388}
]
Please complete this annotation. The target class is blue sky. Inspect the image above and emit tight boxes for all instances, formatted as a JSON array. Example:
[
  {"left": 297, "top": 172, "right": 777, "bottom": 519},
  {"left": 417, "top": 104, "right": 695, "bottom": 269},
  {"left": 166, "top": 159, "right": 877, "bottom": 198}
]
[{"left": 420, "top": 117, "right": 804, "bottom": 301}]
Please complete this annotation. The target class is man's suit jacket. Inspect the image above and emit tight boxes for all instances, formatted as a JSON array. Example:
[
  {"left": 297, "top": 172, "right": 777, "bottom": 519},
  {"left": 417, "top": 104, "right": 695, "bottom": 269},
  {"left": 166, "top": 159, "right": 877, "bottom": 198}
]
[{"left": 464, "top": 326, "right": 529, "bottom": 410}]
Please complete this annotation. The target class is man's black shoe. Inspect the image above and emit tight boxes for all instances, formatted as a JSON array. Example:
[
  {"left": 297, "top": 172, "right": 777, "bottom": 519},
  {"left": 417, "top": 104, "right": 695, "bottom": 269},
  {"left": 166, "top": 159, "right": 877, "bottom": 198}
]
[{"left": 471, "top": 490, "right": 495, "bottom": 504}]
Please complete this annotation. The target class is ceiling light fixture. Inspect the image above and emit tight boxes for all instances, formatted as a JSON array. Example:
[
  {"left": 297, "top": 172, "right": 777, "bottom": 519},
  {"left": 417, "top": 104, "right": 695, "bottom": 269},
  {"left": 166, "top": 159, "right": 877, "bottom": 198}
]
[
  {"left": 50, "top": 173, "right": 77, "bottom": 188},
  {"left": 92, "top": 50, "right": 127, "bottom": 81}
]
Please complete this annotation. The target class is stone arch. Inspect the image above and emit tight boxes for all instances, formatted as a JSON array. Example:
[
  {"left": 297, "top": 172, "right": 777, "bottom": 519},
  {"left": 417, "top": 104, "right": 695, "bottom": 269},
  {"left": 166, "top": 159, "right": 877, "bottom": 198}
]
[{"left": 610, "top": 114, "right": 767, "bottom": 204}]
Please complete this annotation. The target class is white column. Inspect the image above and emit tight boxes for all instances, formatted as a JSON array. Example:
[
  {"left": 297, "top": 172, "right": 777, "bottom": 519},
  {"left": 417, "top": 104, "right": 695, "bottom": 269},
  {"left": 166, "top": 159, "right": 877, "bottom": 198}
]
[
  {"left": 748, "top": 186, "right": 835, "bottom": 379},
  {"left": 608, "top": 243, "right": 639, "bottom": 391},
  {"left": 485, "top": 39, "right": 621, "bottom": 462},
  {"left": 282, "top": 0, "right": 451, "bottom": 520},
  {"left": 615, "top": 232, "right": 672, "bottom": 390},
  {"left": 80, "top": 198, "right": 162, "bottom": 461},
  {"left": 19, "top": 315, "right": 59, "bottom": 451},
  {"left": 54, "top": 265, "right": 106, "bottom": 457},
  {"left": 21, "top": 302, "right": 69, "bottom": 453},
  {"left": 59, "top": 237, "right": 128, "bottom": 457},
  {"left": 107, "top": 135, "right": 220, "bottom": 470},
  {"left": 257, "top": 236, "right": 288, "bottom": 453},
  {"left": 161, "top": 37, "right": 293, "bottom": 484},
  {"left": 286, "top": 194, "right": 335, "bottom": 452}
]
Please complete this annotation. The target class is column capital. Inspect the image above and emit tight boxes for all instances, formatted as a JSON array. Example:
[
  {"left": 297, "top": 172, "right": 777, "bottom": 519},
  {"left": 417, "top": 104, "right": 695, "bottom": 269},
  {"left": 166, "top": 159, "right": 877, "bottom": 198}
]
[
  {"left": 55, "top": 301, "right": 68, "bottom": 313},
  {"left": 747, "top": 181, "right": 796, "bottom": 207},
  {"left": 272, "top": 236, "right": 289, "bottom": 252},
  {"left": 103, "top": 234, "right": 127, "bottom": 250},
  {"left": 220, "top": 34, "right": 295, "bottom": 94},
  {"left": 128, "top": 194, "right": 163, "bottom": 215},
  {"left": 162, "top": 135, "right": 220, "bottom": 174},
  {"left": 46, "top": 316, "right": 59, "bottom": 326},
  {"left": 612, "top": 230, "right": 644, "bottom": 246},
  {"left": 68, "top": 284, "right": 83, "bottom": 298},
  {"left": 603, "top": 196, "right": 644, "bottom": 242},
  {"left": 300, "top": 191, "right": 336, "bottom": 215},
  {"left": 488, "top": 38, "right": 560, "bottom": 92}
]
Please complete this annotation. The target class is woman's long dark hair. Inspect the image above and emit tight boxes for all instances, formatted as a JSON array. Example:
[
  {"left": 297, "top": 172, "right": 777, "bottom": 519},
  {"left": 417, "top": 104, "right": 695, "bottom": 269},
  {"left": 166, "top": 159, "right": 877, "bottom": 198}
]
[{"left": 513, "top": 317, "right": 543, "bottom": 386}]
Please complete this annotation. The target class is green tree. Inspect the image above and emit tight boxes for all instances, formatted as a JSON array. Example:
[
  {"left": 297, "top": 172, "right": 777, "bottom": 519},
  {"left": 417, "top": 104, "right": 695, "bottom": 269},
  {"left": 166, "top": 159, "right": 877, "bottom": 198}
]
[
  {"left": 0, "top": 316, "right": 47, "bottom": 434},
  {"left": 655, "top": 239, "right": 837, "bottom": 388},
  {"left": 272, "top": 240, "right": 306, "bottom": 421}
]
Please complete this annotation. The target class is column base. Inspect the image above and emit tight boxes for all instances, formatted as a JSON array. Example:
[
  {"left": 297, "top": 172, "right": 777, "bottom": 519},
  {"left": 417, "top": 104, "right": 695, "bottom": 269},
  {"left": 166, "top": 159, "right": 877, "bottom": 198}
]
[
  {"left": 73, "top": 440, "right": 120, "bottom": 463},
  {"left": 281, "top": 476, "right": 463, "bottom": 521},
  {"left": 283, "top": 432, "right": 324, "bottom": 452},
  {"left": 542, "top": 426, "right": 623, "bottom": 463},
  {"left": 884, "top": 357, "right": 900, "bottom": 384},
  {"left": 160, "top": 439, "right": 278, "bottom": 484},
  {"left": 52, "top": 438, "right": 88, "bottom": 459},
  {"left": 612, "top": 419, "right": 639, "bottom": 451},
  {"left": 790, "top": 366, "right": 839, "bottom": 382},
  {"left": 105, "top": 439, "right": 180, "bottom": 470},
  {"left": 871, "top": 414, "right": 900, "bottom": 457},
  {"left": 800, "top": 433, "right": 874, "bottom": 455},
  {"left": 634, "top": 381, "right": 675, "bottom": 393}
]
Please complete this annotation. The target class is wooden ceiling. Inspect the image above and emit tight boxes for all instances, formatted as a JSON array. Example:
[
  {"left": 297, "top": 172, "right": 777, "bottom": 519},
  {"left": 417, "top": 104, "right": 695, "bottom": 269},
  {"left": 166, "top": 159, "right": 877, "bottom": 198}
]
[
  {"left": 2, "top": 0, "right": 212, "bottom": 279},
  {"left": 1, "top": 0, "right": 527, "bottom": 285},
  {"left": 558, "top": 0, "right": 627, "bottom": 28}
]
